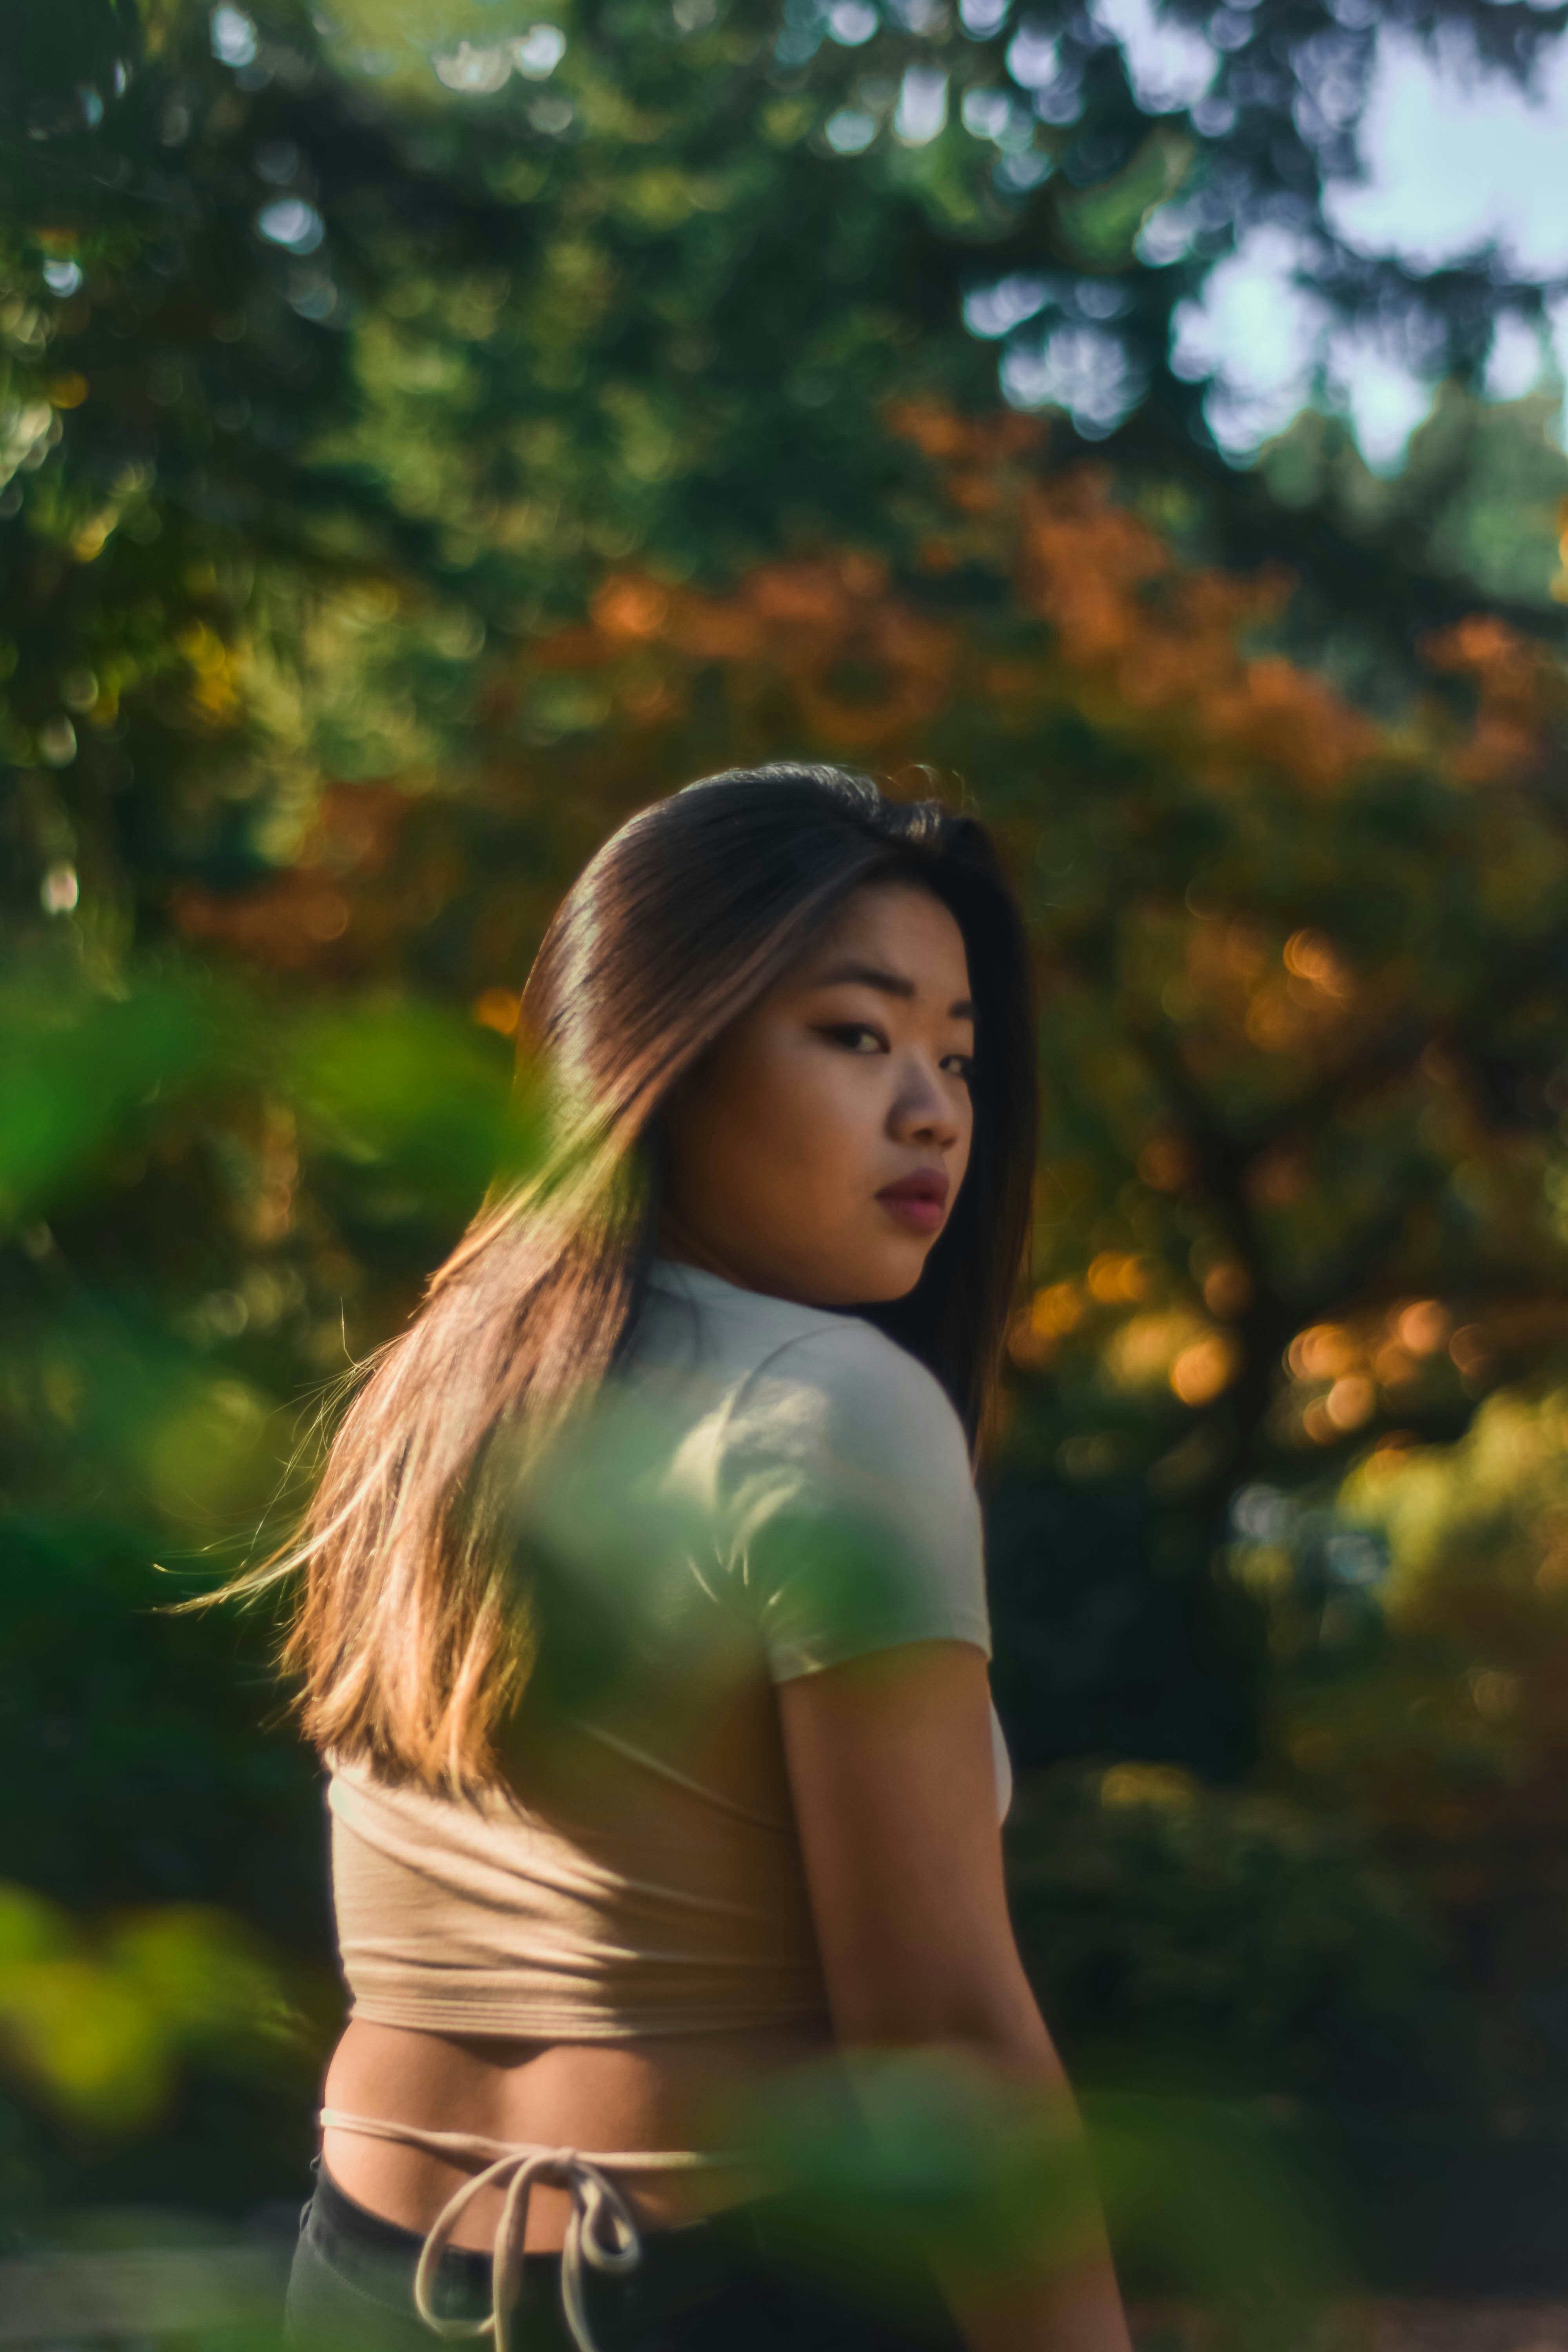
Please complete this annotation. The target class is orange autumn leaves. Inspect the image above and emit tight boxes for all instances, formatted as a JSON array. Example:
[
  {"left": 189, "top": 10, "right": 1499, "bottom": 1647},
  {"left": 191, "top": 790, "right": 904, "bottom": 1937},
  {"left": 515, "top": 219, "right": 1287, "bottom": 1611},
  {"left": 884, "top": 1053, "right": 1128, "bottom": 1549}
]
[
  {"left": 172, "top": 784, "right": 410, "bottom": 975},
  {"left": 526, "top": 410, "right": 1393, "bottom": 797},
  {"left": 168, "top": 405, "right": 1563, "bottom": 1035},
  {"left": 1425, "top": 612, "right": 1567, "bottom": 787},
  {"left": 573, "top": 556, "right": 956, "bottom": 752},
  {"left": 1010, "top": 468, "right": 1377, "bottom": 796},
  {"left": 518, "top": 404, "right": 1562, "bottom": 815}
]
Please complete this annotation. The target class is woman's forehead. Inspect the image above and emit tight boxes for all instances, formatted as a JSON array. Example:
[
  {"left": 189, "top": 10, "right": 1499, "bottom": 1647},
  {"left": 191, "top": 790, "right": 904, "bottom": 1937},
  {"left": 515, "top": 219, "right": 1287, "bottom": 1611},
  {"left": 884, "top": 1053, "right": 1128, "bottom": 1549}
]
[{"left": 799, "top": 882, "right": 971, "bottom": 996}]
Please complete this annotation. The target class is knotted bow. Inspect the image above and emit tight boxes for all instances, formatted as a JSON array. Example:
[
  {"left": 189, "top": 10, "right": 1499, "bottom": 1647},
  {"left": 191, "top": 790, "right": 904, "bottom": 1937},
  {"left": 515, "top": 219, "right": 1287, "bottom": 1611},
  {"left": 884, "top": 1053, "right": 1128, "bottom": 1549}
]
[{"left": 320, "top": 2109, "right": 731, "bottom": 2352}]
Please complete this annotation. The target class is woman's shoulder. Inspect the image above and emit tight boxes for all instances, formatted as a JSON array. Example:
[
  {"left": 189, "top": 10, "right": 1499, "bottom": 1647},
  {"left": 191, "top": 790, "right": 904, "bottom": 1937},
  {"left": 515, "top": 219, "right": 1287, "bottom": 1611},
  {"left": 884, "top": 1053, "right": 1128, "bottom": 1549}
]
[
  {"left": 636, "top": 1266, "right": 988, "bottom": 1676},
  {"left": 641, "top": 1258, "right": 849, "bottom": 1371},
  {"left": 641, "top": 1260, "right": 964, "bottom": 1462},
  {"left": 701, "top": 1316, "right": 970, "bottom": 1513},
  {"left": 746, "top": 1311, "right": 960, "bottom": 1447}
]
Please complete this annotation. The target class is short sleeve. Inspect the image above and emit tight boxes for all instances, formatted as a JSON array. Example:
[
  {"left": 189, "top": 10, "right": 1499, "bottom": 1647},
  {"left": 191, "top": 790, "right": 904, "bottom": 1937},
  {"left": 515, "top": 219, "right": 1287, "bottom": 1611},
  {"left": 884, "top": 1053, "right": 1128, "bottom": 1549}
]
[{"left": 716, "top": 1320, "right": 991, "bottom": 1683}]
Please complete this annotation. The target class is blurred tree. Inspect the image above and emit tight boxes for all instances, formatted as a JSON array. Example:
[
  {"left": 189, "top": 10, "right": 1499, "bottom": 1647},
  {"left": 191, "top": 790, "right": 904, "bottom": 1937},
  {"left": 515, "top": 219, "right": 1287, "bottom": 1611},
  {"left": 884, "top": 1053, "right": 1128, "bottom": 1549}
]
[
  {"left": 2, "top": 0, "right": 1567, "bottom": 942},
  {"left": 1234, "top": 1377, "right": 1568, "bottom": 2134},
  {"left": 1005, "top": 1761, "right": 1468, "bottom": 2114}
]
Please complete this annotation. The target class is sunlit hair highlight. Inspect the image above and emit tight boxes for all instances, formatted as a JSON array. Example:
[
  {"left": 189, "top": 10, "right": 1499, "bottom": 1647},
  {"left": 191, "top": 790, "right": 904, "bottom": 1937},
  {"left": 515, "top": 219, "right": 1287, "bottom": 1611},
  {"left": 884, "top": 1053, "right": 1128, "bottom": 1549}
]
[{"left": 230, "top": 765, "right": 1037, "bottom": 1791}]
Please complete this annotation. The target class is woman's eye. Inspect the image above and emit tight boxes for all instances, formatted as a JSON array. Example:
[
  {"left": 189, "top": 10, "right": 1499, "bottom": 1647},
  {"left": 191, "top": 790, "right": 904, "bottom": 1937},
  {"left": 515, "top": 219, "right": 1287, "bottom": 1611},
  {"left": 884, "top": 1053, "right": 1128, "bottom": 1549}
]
[
  {"left": 942, "top": 1054, "right": 976, "bottom": 1085},
  {"left": 823, "top": 1023, "right": 885, "bottom": 1054}
]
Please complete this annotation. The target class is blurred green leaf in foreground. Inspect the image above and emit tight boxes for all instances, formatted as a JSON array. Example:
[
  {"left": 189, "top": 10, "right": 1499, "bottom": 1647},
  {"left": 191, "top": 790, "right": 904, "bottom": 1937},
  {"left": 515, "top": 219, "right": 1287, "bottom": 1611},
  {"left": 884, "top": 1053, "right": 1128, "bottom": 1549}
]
[{"left": 0, "top": 1879, "right": 308, "bottom": 2135}]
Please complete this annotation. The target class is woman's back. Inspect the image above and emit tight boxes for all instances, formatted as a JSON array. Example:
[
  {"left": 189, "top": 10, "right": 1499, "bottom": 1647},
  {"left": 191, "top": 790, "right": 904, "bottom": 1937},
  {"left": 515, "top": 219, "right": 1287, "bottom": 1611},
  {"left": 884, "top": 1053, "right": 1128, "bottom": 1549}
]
[
  {"left": 328, "top": 1261, "right": 1004, "bottom": 2048},
  {"left": 320, "top": 1259, "right": 1003, "bottom": 2256}
]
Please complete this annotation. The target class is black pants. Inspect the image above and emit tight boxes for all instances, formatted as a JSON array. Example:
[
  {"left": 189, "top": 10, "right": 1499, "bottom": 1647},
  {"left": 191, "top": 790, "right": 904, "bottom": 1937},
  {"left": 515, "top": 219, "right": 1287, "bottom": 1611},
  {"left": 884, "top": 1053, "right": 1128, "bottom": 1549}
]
[{"left": 286, "top": 2163, "right": 966, "bottom": 2351}]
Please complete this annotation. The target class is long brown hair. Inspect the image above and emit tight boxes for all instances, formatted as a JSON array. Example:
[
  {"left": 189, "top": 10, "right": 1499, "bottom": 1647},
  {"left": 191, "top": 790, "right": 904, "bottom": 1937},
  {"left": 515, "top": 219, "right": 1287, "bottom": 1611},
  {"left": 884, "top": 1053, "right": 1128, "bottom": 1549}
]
[{"left": 250, "top": 766, "right": 1037, "bottom": 1788}]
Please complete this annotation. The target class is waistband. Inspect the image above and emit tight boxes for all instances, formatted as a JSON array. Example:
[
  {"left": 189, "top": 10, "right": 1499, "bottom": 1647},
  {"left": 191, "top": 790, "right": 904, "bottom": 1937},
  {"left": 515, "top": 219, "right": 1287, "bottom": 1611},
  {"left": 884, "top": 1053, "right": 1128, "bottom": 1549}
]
[
  {"left": 309, "top": 2164, "right": 497, "bottom": 2314},
  {"left": 318, "top": 2106, "right": 742, "bottom": 2352}
]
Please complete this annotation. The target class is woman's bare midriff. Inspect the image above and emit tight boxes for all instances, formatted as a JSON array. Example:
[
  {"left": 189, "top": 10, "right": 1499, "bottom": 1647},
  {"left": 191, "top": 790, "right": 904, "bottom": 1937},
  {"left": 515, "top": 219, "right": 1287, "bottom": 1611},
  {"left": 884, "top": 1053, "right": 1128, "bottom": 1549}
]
[{"left": 321, "top": 2016, "right": 841, "bottom": 2254}]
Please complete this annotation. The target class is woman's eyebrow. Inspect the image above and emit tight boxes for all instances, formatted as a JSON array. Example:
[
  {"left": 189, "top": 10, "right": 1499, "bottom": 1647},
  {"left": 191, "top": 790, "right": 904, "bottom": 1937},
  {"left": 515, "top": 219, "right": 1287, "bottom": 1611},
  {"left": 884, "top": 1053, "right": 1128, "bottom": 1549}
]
[{"left": 813, "top": 960, "right": 975, "bottom": 1021}]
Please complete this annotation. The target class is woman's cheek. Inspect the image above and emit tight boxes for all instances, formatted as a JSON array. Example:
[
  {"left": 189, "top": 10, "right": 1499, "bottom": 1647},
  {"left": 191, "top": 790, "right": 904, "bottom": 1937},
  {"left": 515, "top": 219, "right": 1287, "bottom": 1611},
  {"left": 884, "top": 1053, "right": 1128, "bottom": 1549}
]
[{"left": 812, "top": 1067, "right": 878, "bottom": 1168}]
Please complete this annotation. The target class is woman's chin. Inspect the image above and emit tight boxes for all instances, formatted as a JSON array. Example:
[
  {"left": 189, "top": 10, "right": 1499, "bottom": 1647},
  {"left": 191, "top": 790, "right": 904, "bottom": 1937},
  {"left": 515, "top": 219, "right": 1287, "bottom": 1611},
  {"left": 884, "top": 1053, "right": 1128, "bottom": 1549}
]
[
  {"left": 760, "top": 1228, "right": 934, "bottom": 1308},
  {"left": 837, "top": 1241, "right": 933, "bottom": 1305}
]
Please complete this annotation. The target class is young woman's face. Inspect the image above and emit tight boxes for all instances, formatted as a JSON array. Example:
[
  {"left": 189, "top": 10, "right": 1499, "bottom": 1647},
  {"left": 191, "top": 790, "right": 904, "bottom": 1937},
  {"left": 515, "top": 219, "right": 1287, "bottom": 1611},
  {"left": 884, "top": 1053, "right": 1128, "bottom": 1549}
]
[{"left": 661, "top": 881, "right": 976, "bottom": 1305}]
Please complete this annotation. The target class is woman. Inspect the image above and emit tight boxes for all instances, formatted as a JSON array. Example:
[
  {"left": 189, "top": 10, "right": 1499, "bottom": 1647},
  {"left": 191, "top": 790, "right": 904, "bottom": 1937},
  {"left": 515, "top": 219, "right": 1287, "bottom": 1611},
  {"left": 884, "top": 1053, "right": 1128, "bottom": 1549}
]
[{"left": 268, "top": 765, "right": 1132, "bottom": 2352}]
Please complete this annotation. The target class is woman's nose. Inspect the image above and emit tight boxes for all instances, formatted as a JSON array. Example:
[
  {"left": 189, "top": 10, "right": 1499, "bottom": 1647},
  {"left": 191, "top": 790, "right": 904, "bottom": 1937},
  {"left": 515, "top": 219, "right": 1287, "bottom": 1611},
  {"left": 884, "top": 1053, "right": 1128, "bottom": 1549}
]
[{"left": 890, "top": 1060, "right": 962, "bottom": 1147}]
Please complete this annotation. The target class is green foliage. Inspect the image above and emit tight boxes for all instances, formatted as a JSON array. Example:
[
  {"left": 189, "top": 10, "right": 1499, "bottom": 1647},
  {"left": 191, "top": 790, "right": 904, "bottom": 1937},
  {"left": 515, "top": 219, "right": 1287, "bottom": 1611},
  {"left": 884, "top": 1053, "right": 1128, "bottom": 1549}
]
[
  {"left": 1225, "top": 1381, "right": 1568, "bottom": 2129},
  {"left": 1261, "top": 385, "right": 1568, "bottom": 620},
  {"left": 749, "top": 2053, "right": 1108, "bottom": 2294},
  {"left": 291, "top": 997, "right": 539, "bottom": 1221},
  {"left": 740, "top": 2049, "right": 1344, "bottom": 2322},
  {"left": 0, "top": 969, "right": 535, "bottom": 2214},
  {"left": 0, "top": 965, "right": 211, "bottom": 1232},
  {"left": 1006, "top": 1764, "right": 1469, "bottom": 2114},
  {"left": 0, "top": 1881, "right": 307, "bottom": 2134},
  {"left": 2, "top": 0, "right": 1566, "bottom": 958},
  {"left": 1084, "top": 2091, "right": 1341, "bottom": 2319}
]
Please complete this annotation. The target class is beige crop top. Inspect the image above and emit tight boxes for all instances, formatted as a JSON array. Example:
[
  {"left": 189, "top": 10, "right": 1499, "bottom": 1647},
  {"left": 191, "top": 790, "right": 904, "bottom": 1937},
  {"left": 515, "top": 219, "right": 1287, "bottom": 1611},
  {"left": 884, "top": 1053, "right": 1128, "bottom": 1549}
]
[{"left": 327, "top": 1260, "right": 1012, "bottom": 2040}]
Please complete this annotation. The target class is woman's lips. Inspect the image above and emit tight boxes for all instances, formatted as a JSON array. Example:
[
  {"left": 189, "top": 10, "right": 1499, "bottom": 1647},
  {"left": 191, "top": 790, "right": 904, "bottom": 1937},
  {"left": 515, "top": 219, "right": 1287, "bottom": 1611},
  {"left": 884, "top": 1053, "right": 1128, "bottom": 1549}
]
[{"left": 875, "top": 1171, "right": 949, "bottom": 1234}]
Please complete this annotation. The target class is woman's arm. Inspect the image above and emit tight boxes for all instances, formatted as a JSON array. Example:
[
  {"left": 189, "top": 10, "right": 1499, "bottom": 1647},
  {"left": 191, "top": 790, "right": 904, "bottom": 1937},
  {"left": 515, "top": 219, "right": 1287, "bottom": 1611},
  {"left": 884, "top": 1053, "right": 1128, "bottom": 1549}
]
[{"left": 778, "top": 1641, "right": 1133, "bottom": 2352}]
